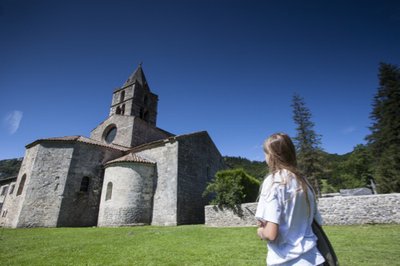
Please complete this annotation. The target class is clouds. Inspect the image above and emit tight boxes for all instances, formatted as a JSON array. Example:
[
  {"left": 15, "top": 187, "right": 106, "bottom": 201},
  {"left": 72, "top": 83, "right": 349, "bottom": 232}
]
[
  {"left": 341, "top": 126, "right": 357, "bottom": 134},
  {"left": 3, "top": 111, "right": 23, "bottom": 135}
]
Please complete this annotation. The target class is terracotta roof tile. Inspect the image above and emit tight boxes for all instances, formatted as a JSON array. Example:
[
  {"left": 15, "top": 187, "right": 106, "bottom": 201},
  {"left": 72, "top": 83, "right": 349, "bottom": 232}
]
[
  {"left": 26, "top": 136, "right": 129, "bottom": 152},
  {"left": 105, "top": 153, "right": 154, "bottom": 166}
]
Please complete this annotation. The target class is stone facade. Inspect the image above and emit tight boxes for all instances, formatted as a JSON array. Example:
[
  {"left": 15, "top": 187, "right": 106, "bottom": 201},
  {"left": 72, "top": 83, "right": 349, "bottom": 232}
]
[
  {"left": 0, "top": 177, "right": 16, "bottom": 220},
  {"left": 176, "top": 132, "right": 225, "bottom": 225},
  {"left": 90, "top": 115, "right": 171, "bottom": 148},
  {"left": 98, "top": 131, "right": 225, "bottom": 227},
  {"left": 1, "top": 139, "right": 125, "bottom": 228},
  {"left": 0, "top": 64, "right": 225, "bottom": 228},
  {"left": 98, "top": 161, "right": 156, "bottom": 226},
  {"left": 204, "top": 194, "right": 400, "bottom": 227},
  {"left": 134, "top": 140, "right": 180, "bottom": 226}
]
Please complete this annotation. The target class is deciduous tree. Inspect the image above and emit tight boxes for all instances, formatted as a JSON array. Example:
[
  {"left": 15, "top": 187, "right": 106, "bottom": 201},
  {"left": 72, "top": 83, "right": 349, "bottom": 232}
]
[{"left": 203, "top": 169, "right": 260, "bottom": 209}]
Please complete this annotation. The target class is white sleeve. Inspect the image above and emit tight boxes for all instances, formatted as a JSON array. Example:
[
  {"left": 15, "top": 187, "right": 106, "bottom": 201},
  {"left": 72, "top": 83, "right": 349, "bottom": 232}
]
[
  {"left": 255, "top": 185, "right": 281, "bottom": 224},
  {"left": 314, "top": 203, "right": 323, "bottom": 225}
]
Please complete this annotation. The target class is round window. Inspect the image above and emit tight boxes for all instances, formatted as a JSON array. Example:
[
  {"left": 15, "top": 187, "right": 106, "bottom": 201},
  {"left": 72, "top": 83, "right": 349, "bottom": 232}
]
[{"left": 104, "top": 126, "right": 117, "bottom": 144}]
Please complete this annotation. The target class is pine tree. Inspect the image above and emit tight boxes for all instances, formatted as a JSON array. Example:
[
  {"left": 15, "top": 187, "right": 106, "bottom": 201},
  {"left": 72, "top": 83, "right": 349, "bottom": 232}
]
[
  {"left": 291, "top": 94, "right": 324, "bottom": 196},
  {"left": 366, "top": 63, "right": 400, "bottom": 193}
]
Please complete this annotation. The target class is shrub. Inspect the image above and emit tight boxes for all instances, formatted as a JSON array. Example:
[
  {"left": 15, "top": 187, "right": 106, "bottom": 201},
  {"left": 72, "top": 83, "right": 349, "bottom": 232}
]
[{"left": 203, "top": 168, "right": 260, "bottom": 209}]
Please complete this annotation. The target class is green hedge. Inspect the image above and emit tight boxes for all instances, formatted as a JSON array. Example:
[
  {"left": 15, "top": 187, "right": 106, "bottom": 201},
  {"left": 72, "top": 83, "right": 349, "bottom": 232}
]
[{"left": 203, "top": 168, "right": 261, "bottom": 209}]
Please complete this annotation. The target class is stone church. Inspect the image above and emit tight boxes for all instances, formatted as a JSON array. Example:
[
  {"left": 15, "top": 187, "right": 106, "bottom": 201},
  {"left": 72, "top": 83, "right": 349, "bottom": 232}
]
[{"left": 0, "top": 64, "right": 225, "bottom": 228}]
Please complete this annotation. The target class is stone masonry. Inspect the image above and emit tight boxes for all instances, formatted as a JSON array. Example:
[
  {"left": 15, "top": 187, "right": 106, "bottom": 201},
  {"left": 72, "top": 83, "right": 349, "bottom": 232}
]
[
  {"left": 98, "top": 161, "right": 156, "bottom": 227},
  {"left": 205, "top": 193, "right": 400, "bottom": 227},
  {"left": 0, "top": 64, "right": 225, "bottom": 228}
]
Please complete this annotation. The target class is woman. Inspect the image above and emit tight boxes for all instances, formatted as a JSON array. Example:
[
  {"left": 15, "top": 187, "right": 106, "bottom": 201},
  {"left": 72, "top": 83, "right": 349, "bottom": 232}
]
[{"left": 255, "top": 133, "right": 325, "bottom": 265}]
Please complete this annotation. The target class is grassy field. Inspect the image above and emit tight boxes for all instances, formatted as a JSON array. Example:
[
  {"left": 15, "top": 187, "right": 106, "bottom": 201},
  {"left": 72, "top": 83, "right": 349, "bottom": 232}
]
[{"left": 0, "top": 224, "right": 399, "bottom": 265}]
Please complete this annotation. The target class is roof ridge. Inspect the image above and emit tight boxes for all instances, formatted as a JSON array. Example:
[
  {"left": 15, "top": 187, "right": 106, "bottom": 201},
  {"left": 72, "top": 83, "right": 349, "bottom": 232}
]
[
  {"left": 25, "top": 135, "right": 129, "bottom": 151},
  {"left": 105, "top": 152, "right": 154, "bottom": 166}
]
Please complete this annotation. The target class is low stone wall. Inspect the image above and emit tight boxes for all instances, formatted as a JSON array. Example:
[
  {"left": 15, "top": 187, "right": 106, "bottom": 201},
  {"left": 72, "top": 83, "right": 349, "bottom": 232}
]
[{"left": 205, "top": 193, "right": 400, "bottom": 227}]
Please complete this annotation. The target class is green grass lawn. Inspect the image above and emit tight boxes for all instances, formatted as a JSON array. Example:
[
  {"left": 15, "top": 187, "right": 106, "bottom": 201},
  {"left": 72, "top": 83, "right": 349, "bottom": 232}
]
[{"left": 0, "top": 224, "right": 399, "bottom": 265}]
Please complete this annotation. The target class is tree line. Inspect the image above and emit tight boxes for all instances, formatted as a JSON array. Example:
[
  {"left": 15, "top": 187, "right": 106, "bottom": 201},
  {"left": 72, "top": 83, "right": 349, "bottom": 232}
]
[
  {"left": 205, "top": 62, "right": 400, "bottom": 207},
  {"left": 298, "top": 62, "right": 400, "bottom": 194}
]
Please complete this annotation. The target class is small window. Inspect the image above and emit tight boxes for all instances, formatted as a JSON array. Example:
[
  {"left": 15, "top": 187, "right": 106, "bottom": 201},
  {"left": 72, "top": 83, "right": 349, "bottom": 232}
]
[
  {"left": 106, "top": 182, "right": 113, "bottom": 201},
  {"left": 144, "top": 95, "right": 149, "bottom": 106},
  {"left": 17, "top": 175, "right": 26, "bottom": 196},
  {"left": 121, "top": 104, "right": 125, "bottom": 115},
  {"left": 120, "top": 91, "right": 125, "bottom": 102},
  {"left": 9, "top": 184, "right": 15, "bottom": 195},
  {"left": 1, "top": 186, "right": 8, "bottom": 196},
  {"left": 80, "top": 176, "right": 90, "bottom": 192},
  {"left": 116, "top": 106, "right": 122, "bottom": 115}
]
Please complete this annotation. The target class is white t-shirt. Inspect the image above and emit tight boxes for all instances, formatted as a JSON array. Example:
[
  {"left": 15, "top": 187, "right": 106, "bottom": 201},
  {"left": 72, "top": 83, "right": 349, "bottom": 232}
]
[{"left": 255, "top": 169, "right": 325, "bottom": 266}]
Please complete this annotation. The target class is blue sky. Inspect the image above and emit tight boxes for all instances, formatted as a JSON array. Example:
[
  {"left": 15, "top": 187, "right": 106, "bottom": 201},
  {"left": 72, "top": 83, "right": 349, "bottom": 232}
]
[{"left": 1, "top": 0, "right": 399, "bottom": 161}]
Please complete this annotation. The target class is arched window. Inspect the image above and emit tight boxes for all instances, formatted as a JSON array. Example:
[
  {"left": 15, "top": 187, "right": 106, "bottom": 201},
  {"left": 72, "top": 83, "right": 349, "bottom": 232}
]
[
  {"left": 106, "top": 182, "right": 113, "bottom": 201},
  {"left": 17, "top": 174, "right": 26, "bottom": 196},
  {"left": 120, "top": 90, "right": 125, "bottom": 102},
  {"left": 80, "top": 176, "right": 90, "bottom": 192},
  {"left": 116, "top": 106, "right": 122, "bottom": 115}
]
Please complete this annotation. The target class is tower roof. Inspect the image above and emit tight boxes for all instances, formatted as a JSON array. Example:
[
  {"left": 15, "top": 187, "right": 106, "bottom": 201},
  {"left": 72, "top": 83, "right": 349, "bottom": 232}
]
[{"left": 122, "top": 63, "right": 148, "bottom": 87}]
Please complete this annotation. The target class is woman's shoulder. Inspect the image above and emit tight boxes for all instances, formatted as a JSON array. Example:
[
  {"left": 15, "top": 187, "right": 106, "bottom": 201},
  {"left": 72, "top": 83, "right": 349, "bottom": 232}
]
[
  {"left": 261, "top": 170, "right": 298, "bottom": 193},
  {"left": 264, "top": 169, "right": 294, "bottom": 183},
  {"left": 261, "top": 172, "right": 285, "bottom": 194},
  {"left": 262, "top": 173, "right": 281, "bottom": 187}
]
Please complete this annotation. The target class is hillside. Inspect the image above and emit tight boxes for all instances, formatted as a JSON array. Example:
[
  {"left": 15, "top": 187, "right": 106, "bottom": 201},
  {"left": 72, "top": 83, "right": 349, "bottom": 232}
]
[
  {"left": 0, "top": 158, "right": 22, "bottom": 180},
  {"left": 224, "top": 151, "right": 352, "bottom": 183},
  {"left": 223, "top": 156, "right": 267, "bottom": 180}
]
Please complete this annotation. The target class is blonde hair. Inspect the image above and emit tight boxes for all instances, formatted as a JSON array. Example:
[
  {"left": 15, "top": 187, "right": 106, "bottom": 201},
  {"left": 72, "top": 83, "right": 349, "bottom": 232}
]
[{"left": 263, "top": 133, "right": 312, "bottom": 215}]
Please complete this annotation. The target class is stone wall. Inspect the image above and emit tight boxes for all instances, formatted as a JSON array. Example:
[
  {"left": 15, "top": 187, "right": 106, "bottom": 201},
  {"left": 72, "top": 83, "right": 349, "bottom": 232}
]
[
  {"left": 0, "top": 184, "right": 10, "bottom": 212},
  {"left": 56, "top": 142, "right": 124, "bottom": 227},
  {"left": 205, "top": 194, "right": 400, "bottom": 227},
  {"left": 318, "top": 193, "right": 400, "bottom": 225},
  {"left": 98, "top": 162, "right": 155, "bottom": 227},
  {"left": 0, "top": 140, "right": 125, "bottom": 228},
  {"left": 136, "top": 141, "right": 179, "bottom": 226},
  {"left": 11, "top": 144, "right": 71, "bottom": 228},
  {"left": 131, "top": 117, "right": 172, "bottom": 147},
  {"left": 110, "top": 83, "right": 158, "bottom": 126},
  {"left": 176, "top": 132, "right": 226, "bottom": 225},
  {"left": 110, "top": 84, "right": 135, "bottom": 118},
  {"left": 90, "top": 115, "right": 171, "bottom": 148}
]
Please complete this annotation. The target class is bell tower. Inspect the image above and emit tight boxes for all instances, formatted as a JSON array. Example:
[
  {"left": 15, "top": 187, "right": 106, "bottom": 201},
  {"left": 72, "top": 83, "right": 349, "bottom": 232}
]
[
  {"left": 90, "top": 64, "right": 172, "bottom": 148},
  {"left": 109, "top": 63, "right": 158, "bottom": 126}
]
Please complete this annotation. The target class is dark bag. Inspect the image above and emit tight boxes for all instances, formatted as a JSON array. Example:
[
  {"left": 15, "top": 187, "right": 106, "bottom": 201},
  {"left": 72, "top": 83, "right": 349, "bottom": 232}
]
[{"left": 312, "top": 220, "right": 339, "bottom": 266}]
